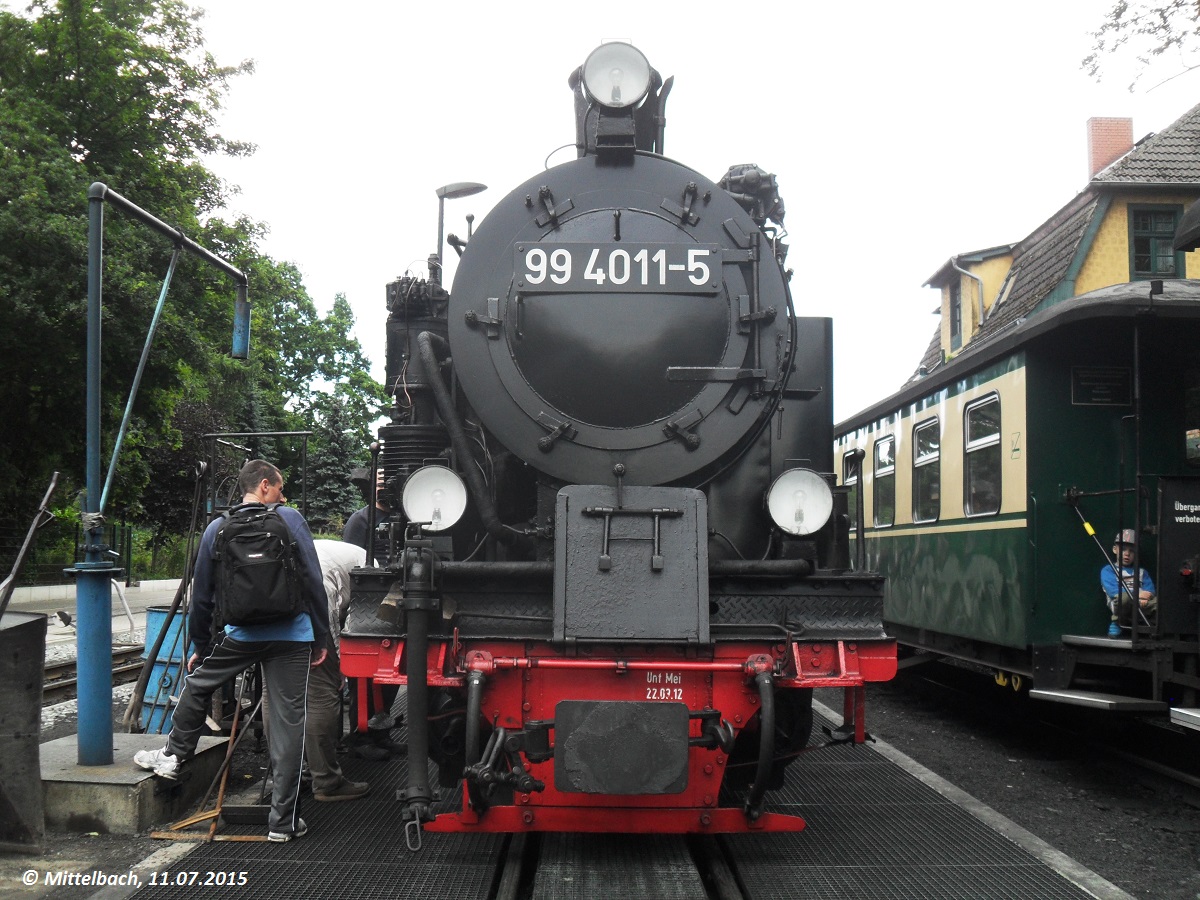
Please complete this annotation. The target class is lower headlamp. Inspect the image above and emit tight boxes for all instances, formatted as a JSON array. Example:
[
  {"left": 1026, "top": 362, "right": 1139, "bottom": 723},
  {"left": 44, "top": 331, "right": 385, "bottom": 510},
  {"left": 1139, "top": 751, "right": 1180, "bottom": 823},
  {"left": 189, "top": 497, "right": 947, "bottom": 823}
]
[
  {"left": 401, "top": 466, "right": 468, "bottom": 532},
  {"left": 766, "top": 468, "right": 833, "bottom": 536}
]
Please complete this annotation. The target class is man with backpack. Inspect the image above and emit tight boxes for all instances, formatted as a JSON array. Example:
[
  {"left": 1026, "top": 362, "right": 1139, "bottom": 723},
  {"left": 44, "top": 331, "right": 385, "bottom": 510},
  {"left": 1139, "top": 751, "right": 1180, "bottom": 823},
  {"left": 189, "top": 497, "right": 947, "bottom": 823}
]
[{"left": 134, "top": 459, "right": 330, "bottom": 843}]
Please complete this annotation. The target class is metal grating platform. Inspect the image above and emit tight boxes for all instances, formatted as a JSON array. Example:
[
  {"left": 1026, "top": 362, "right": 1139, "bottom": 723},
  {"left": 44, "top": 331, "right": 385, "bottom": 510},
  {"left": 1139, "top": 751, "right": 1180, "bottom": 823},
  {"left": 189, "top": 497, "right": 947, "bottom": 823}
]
[
  {"left": 124, "top": 707, "right": 1121, "bottom": 900},
  {"left": 129, "top": 743, "right": 504, "bottom": 900},
  {"left": 724, "top": 715, "right": 1102, "bottom": 899}
]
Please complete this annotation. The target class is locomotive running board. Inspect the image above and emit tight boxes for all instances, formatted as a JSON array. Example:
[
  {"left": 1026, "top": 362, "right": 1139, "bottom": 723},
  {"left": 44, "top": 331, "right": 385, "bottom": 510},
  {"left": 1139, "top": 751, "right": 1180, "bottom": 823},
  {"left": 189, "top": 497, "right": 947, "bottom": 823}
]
[{"left": 426, "top": 807, "right": 805, "bottom": 834}]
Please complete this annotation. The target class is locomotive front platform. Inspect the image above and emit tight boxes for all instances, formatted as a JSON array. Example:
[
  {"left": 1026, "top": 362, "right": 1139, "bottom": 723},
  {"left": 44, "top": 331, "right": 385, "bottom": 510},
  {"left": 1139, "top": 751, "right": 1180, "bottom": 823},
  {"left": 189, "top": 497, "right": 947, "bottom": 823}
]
[{"left": 116, "top": 703, "right": 1127, "bottom": 900}]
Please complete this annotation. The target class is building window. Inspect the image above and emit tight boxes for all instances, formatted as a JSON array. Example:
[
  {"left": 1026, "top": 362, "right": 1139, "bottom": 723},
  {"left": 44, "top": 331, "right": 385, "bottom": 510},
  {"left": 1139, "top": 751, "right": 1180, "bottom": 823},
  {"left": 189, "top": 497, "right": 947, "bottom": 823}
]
[
  {"left": 949, "top": 282, "right": 962, "bottom": 351},
  {"left": 1186, "top": 377, "right": 1200, "bottom": 467},
  {"left": 912, "top": 418, "right": 940, "bottom": 523},
  {"left": 1130, "top": 206, "right": 1183, "bottom": 279},
  {"left": 843, "top": 451, "right": 860, "bottom": 529},
  {"left": 873, "top": 437, "right": 895, "bottom": 527},
  {"left": 964, "top": 396, "right": 1001, "bottom": 516}
]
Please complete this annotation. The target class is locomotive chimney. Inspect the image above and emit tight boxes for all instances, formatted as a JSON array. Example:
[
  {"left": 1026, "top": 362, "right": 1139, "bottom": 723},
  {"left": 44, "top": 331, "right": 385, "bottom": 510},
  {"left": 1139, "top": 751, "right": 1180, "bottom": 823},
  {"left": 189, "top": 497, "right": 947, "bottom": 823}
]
[{"left": 1087, "top": 116, "right": 1133, "bottom": 179}]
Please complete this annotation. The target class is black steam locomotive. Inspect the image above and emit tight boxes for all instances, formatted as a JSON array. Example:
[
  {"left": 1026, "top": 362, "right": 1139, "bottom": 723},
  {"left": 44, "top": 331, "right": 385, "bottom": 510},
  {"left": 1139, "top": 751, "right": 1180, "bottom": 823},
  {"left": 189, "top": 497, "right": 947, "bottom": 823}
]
[{"left": 339, "top": 41, "right": 895, "bottom": 839}]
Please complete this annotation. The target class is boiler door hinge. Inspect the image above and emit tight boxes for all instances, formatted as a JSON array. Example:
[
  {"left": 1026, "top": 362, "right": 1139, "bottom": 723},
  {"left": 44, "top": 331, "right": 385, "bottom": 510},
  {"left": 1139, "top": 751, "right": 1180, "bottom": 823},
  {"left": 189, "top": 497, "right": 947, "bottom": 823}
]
[
  {"left": 660, "top": 181, "right": 701, "bottom": 226},
  {"left": 737, "top": 294, "right": 777, "bottom": 334},
  {"left": 464, "top": 297, "right": 503, "bottom": 339},
  {"left": 663, "top": 408, "right": 703, "bottom": 450},
  {"left": 536, "top": 412, "right": 577, "bottom": 452},
  {"left": 533, "top": 186, "right": 574, "bottom": 228}
]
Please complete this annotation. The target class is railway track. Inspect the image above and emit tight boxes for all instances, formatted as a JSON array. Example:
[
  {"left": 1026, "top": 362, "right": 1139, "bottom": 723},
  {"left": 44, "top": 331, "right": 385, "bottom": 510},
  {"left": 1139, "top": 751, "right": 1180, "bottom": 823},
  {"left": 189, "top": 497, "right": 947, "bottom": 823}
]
[
  {"left": 43, "top": 643, "right": 148, "bottom": 705},
  {"left": 492, "top": 832, "right": 745, "bottom": 900}
]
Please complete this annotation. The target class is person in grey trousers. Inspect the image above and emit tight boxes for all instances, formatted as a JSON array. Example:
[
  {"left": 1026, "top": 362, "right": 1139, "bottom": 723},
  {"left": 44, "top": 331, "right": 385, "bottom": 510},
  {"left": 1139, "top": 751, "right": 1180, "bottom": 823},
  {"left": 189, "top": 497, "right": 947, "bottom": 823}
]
[
  {"left": 134, "top": 459, "right": 330, "bottom": 842},
  {"left": 307, "top": 539, "right": 370, "bottom": 801}
]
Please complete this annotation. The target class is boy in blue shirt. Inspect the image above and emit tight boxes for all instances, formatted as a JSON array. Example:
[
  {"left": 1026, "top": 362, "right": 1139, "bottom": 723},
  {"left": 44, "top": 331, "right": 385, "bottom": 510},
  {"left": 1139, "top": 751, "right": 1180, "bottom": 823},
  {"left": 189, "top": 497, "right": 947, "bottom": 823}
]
[{"left": 1101, "top": 529, "right": 1157, "bottom": 631}]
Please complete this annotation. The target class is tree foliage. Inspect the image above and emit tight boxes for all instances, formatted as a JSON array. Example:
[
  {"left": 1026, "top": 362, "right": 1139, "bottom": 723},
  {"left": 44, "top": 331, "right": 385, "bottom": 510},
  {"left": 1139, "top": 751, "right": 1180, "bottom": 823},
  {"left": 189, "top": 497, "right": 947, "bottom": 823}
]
[
  {"left": 1085, "top": 1, "right": 1200, "bottom": 89},
  {"left": 305, "top": 393, "right": 370, "bottom": 531},
  {"left": 0, "top": 0, "right": 385, "bottom": 556}
]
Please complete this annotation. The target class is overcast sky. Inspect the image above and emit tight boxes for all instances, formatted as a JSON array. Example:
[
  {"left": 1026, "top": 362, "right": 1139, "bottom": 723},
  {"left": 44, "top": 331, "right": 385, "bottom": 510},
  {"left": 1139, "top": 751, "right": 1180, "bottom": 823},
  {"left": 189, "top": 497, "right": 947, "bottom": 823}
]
[{"left": 77, "top": 2, "right": 1200, "bottom": 419}]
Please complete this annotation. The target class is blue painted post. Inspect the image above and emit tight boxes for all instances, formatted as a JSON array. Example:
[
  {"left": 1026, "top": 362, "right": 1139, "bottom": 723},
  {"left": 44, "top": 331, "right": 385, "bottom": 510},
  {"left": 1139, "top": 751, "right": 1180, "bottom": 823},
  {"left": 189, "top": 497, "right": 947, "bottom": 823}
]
[
  {"left": 231, "top": 284, "right": 250, "bottom": 359},
  {"left": 74, "top": 182, "right": 248, "bottom": 766},
  {"left": 78, "top": 185, "right": 115, "bottom": 765}
]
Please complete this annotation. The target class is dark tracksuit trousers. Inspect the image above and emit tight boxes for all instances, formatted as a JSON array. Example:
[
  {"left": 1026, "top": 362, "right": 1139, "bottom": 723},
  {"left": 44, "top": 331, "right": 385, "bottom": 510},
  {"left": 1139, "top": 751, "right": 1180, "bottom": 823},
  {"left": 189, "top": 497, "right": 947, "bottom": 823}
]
[{"left": 165, "top": 635, "right": 312, "bottom": 835}]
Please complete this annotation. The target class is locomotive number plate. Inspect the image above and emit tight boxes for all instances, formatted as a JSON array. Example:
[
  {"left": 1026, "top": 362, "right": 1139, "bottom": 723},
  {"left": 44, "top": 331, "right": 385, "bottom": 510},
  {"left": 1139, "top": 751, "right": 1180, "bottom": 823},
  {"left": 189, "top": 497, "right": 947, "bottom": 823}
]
[{"left": 515, "top": 243, "right": 721, "bottom": 293}]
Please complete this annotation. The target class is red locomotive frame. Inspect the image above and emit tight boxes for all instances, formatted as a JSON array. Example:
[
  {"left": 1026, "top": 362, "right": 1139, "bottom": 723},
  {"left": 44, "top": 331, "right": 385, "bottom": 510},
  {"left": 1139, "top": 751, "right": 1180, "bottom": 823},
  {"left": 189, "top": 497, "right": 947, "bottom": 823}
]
[{"left": 341, "top": 633, "right": 897, "bottom": 834}]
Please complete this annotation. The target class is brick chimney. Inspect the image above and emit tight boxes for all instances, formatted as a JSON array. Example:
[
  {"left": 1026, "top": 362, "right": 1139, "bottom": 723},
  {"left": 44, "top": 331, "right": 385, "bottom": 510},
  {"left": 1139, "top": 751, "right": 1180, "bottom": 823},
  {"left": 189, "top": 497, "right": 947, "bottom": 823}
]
[{"left": 1087, "top": 117, "right": 1133, "bottom": 179}]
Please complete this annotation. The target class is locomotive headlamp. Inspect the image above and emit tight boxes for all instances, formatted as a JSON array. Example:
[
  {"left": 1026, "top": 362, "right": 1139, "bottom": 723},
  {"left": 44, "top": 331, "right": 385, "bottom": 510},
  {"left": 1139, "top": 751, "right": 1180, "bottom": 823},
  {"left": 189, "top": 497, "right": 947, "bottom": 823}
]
[
  {"left": 402, "top": 466, "right": 468, "bottom": 532},
  {"left": 582, "top": 42, "right": 651, "bottom": 109},
  {"left": 766, "top": 468, "right": 834, "bottom": 537}
]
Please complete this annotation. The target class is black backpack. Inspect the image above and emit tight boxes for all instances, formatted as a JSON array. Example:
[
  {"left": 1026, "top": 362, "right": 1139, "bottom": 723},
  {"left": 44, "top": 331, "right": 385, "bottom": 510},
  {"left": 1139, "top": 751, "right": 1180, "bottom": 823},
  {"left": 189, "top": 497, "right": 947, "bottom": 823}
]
[{"left": 212, "top": 503, "right": 305, "bottom": 626}]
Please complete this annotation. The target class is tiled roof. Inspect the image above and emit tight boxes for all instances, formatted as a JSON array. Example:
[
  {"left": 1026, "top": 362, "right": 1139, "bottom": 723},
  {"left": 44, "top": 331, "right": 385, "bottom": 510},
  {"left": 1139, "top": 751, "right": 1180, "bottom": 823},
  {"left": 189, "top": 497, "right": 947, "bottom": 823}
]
[
  {"left": 1093, "top": 101, "right": 1200, "bottom": 184},
  {"left": 983, "top": 195, "right": 1099, "bottom": 332},
  {"left": 915, "top": 327, "right": 943, "bottom": 375}
]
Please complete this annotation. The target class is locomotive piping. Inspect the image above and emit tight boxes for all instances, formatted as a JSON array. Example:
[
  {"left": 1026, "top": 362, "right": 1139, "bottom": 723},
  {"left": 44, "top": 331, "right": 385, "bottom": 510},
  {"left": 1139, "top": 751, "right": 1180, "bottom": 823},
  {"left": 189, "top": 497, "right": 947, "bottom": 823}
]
[
  {"left": 438, "top": 559, "right": 813, "bottom": 581},
  {"left": 710, "top": 559, "right": 812, "bottom": 578},
  {"left": 400, "top": 550, "right": 434, "bottom": 828},
  {"left": 415, "top": 331, "right": 520, "bottom": 547},
  {"left": 744, "top": 671, "right": 776, "bottom": 820}
]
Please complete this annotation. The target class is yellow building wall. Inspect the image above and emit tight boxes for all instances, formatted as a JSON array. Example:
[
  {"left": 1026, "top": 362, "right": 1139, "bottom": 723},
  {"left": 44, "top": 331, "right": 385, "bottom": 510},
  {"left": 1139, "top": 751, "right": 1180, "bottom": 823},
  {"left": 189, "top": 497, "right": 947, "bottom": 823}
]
[
  {"left": 1076, "top": 194, "right": 1200, "bottom": 294},
  {"left": 975, "top": 255, "right": 1013, "bottom": 315},
  {"left": 937, "top": 254, "right": 1014, "bottom": 359}
]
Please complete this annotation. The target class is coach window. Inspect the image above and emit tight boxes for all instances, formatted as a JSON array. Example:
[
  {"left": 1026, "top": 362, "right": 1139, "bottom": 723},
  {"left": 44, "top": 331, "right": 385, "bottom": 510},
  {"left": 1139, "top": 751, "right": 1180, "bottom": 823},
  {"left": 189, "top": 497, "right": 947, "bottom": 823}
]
[
  {"left": 964, "top": 396, "right": 1001, "bottom": 516},
  {"left": 873, "top": 437, "right": 895, "bottom": 527},
  {"left": 912, "top": 418, "right": 940, "bottom": 523},
  {"left": 843, "top": 451, "right": 860, "bottom": 528}
]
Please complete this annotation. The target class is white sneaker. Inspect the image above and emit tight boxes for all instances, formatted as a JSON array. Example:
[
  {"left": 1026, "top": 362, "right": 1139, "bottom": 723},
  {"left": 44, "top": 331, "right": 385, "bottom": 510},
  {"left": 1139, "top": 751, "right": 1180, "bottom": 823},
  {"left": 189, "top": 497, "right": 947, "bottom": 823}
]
[
  {"left": 133, "top": 746, "right": 180, "bottom": 779},
  {"left": 267, "top": 818, "right": 308, "bottom": 842}
]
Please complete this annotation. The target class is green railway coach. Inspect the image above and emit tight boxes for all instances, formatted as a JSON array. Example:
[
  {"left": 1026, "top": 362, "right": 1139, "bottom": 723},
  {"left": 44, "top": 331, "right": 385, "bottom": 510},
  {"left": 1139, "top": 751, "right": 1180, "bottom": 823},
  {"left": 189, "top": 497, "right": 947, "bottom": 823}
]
[{"left": 835, "top": 281, "right": 1200, "bottom": 722}]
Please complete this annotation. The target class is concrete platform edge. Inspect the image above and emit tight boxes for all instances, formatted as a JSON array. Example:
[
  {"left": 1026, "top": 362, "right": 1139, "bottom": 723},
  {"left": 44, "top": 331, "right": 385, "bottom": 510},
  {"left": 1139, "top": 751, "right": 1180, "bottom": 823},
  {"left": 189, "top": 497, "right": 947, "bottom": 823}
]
[{"left": 41, "top": 733, "right": 228, "bottom": 836}]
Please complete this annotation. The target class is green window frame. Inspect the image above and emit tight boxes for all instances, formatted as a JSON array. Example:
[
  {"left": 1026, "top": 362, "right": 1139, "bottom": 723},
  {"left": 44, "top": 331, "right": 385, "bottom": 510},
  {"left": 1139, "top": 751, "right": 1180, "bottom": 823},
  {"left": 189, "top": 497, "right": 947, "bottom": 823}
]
[
  {"left": 964, "top": 395, "right": 1001, "bottom": 517},
  {"left": 873, "top": 436, "right": 895, "bottom": 527},
  {"left": 1129, "top": 205, "right": 1184, "bottom": 279},
  {"left": 843, "top": 451, "right": 860, "bottom": 529},
  {"left": 912, "top": 417, "right": 940, "bottom": 523},
  {"left": 1185, "top": 375, "right": 1200, "bottom": 467}
]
